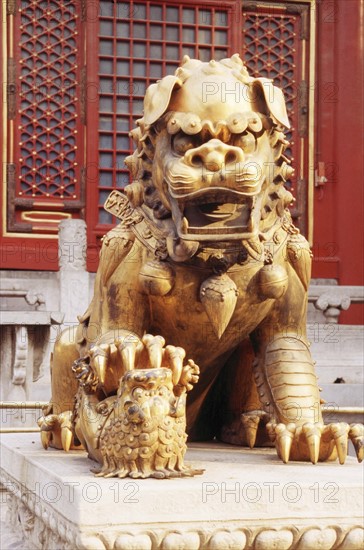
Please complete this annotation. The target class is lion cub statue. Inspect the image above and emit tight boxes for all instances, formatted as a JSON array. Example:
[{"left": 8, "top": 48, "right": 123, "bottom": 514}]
[{"left": 39, "top": 54, "right": 363, "bottom": 470}]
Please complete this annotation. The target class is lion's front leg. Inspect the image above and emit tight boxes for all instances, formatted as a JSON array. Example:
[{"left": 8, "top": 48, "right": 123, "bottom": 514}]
[
  {"left": 243, "top": 262, "right": 363, "bottom": 464},
  {"left": 247, "top": 327, "right": 363, "bottom": 463}
]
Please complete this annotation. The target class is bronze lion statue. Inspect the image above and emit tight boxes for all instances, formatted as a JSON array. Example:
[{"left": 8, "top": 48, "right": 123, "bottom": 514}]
[{"left": 39, "top": 54, "right": 363, "bottom": 472}]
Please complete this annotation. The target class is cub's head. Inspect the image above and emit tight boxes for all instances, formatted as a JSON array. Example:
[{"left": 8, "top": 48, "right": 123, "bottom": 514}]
[{"left": 125, "top": 54, "right": 294, "bottom": 251}]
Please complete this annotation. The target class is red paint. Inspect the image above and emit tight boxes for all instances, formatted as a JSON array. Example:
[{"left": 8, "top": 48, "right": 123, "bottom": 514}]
[
  {"left": 2, "top": 0, "right": 363, "bottom": 325},
  {"left": 313, "top": 0, "right": 364, "bottom": 322}
]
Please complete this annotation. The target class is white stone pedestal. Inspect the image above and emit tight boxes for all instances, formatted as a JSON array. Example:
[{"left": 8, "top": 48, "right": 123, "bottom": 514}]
[{"left": 1, "top": 434, "right": 363, "bottom": 550}]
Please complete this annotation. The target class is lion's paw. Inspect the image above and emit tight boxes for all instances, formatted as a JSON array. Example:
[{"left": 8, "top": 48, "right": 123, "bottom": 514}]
[
  {"left": 266, "top": 421, "right": 363, "bottom": 464},
  {"left": 37, "top": 410, "right": 76, "bottom": 452}
]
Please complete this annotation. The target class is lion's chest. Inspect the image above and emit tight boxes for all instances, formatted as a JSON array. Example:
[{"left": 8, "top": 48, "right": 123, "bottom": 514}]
[{"left": 147, "top": 262, "right": 274, "bottom": 366}]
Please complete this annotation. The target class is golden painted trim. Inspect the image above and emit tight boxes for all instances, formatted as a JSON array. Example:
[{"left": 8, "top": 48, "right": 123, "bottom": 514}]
[
  {"left": 2, "top": 2, "right": 8, "bottom": 236},
  {"left": 9, "top": 14, "right": 13, "bottom": 56},
  {"left": 300, "top": 38, "right": 306, "bottom": 181},
  {"left": 32, "top": 201, "right": 66, "bottom": 207},
  {"left": 9, "top": 120, "right": 14, "bottom": 163},
  {"left": 0, "top": 401, "right": 48, "bottom": 409},
  {"left": 3, "top": 230, "right": 59, "bottom": 239},
  {"left": 3, "top": 228, "right": 58, "bottom": 240},
  {"left": 0, "top": 428, "right": 41, "bottom": 433},
  {"left": 21, "top": 211, "right": 72, "bottom": 223},
  {"left": 307, "top": 0, "right": 316, "bottom": 245},
  {"left": 251, "top": 0, "right": 315, "bottom": 5}
]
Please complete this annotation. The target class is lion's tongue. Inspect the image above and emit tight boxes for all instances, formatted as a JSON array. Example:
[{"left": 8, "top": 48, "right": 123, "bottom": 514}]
[
  {"left": 183, "top": 203, "right": 250, "bottom": 231},
  {"left": 198, "top": 203, "right": 237, "bottom": 219}
]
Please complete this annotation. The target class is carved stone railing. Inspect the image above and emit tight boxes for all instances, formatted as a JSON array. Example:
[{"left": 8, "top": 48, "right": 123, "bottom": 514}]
[
  {"left": 308, "top": 285, "right": 364, "bottom": 323},
  {"left": 0, "top": 290, "right": 64, "bottom": 430},
  {"left": 0, "top": 219, "right": 90, "bottom": 431}
]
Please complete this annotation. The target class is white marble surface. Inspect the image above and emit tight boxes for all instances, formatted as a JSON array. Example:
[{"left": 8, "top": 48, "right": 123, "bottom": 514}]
[
  {"left": 1, "top": 434, "right": 363, "bottom": 549},
  {"left": 0, "top": 495, "right": 26, "bottom": 550}
]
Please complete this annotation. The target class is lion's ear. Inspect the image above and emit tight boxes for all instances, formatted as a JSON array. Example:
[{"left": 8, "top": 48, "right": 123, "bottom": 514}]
[
  {"left": 249, "top": 78, "right": 290, "bottom": 129},
  {"left": 143, "top": 75, "right": 182, "bottom": 125}
]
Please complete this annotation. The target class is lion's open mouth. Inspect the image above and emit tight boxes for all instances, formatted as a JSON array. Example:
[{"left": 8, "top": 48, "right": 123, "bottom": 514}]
[
  {"left": 183, "top": 200, "right": 252, "bottom": 235},
  {"left": 169, "top": 189, "right": 259, "bottom": 241}
]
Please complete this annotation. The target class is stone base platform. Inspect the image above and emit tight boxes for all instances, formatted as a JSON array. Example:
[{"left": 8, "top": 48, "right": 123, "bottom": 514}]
[{"left": 0, "top": 434, "right": 363, "bottom": 550}]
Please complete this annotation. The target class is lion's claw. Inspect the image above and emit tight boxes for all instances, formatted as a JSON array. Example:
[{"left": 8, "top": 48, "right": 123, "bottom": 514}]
[
  {"left": 89, "top": 343, "right": 111, "bottom": 384},
  {"left": 117, "top": 335, "right": 200, "bottom": 391},
  {"left": 164, "top": 345, "right": 186, "bottom": 384},
  {"left": 40, "top": 429, "right": 52, "bottom": 450},
  {"left": 115, "top": 336, "right": 143, "bottom": 372},
  {"left": 142, "top": 334, "right": 165, "bottom": 369},
  {"left": 267, "top": 422, "right": 296, "bottom": 463},
  {"left": 37, "top": 410, "right": 75, "bottom": 452},
  {"left": 241, "top": 410, "right": 269, "bottom": 449},
  {"left": 322, "top": 422, "right": 350, "bottom": 465},
  {"left": 349, "top": 424, "right": 364, "bottom": 463}
]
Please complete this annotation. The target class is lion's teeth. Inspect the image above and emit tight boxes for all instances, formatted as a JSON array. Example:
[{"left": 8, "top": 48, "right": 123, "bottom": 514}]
[{"left": 181, "top": 217, "right": 189, "bottom": 233}]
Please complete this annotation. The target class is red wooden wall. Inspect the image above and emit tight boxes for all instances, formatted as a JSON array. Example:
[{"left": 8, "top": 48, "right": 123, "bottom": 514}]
[
  {"left": 312, "top": 0, "right": 364, "bottom": 323},
  {"left": 1, "top": 0, "right": 363, "bottom": 322}
]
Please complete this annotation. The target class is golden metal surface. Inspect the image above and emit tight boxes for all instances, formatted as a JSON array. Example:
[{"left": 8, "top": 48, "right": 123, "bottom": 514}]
[
  {"left": 39, "top": 55, "right": 363, "bottom": 470},
  {"left": 0, "top": 402, "right": 48, "bottom": 409},
  {"left": 0, "top": 428, "right": 40, "bottom": 433}
]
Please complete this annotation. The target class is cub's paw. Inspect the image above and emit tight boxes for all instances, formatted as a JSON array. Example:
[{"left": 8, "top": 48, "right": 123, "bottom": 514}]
[{"left": 176, "top": 359, "right": 200, "bottom": 392}]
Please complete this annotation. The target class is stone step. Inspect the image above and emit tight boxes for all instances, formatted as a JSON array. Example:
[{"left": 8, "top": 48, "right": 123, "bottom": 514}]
[
  {"left": 320, "top": 383, "right": 364, "bottom": 407},
  {"left": 315, "top": 365, "right": 363, "bottom": 384},
  {"left": 308, "top": 324, "right": 363, "bottom": 385},
  {"left": 1, "top": 434, "right": 363, "bottom": 550},
  {"left": 308, "top": 324, "right": 363, "bottom": 365}
]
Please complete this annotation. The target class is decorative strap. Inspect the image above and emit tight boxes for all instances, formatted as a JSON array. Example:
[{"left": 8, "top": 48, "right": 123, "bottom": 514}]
[{"left": 104, "top": 190, "right": 168, "bottom": 259}]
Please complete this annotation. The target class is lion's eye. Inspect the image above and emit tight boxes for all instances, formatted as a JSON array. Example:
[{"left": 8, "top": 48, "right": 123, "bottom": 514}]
[
  {"left": 233, "top": 132, "right": 256, "bottom": 154},
  {"left": 173, "top": 133, "right": 200, "bottom": 155}
]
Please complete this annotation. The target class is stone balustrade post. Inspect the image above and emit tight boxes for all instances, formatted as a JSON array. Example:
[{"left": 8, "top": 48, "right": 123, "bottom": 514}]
[
  {"left": 314, "top": 291, "right": 351, "bottom": 324},
  {"left": 58, "top": 219, "right": 89, "bottom": 326}
]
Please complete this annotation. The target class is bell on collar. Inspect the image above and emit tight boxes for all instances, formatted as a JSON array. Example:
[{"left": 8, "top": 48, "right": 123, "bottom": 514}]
[
  {"left": 200, "top": 273, "right": 239, "bottom": 339},
  {"left": 257, "top": 263, "right": 288, "bottom": 300}
]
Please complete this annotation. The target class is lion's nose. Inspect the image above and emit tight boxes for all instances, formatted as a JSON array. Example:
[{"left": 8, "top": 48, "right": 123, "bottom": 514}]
[{"left": 184, "top": 139, "right": 244, "bottom": 172}]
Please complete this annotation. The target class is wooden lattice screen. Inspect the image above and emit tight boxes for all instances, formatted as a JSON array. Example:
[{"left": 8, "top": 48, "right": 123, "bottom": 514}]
[
  {"left": 7, "top": 0, "right": 85, "bottom": 234},
  {"left": 2, "top": 0, "right": 311, "bottom": 270},
  {"left": 242, "top": 2, "right": 310, "bottom": 236},
  {"left": 85, "top": 0, "right": 241, "bottom": 251}
]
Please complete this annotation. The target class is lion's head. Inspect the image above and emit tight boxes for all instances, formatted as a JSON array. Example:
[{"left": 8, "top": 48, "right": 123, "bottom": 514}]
[{"left": 125, "top": 54, "right": 294, "bottom": 257}]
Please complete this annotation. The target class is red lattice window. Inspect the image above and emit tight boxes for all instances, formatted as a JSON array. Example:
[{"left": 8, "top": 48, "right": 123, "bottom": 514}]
[
  {"left": 86, "top": 0, "right": 241, "bottom": 250},
  {"left": 242, "top": 3, "right": 310, "bottom": 236},
  {"left": 8, "top": 1, "right": 85, "bottom": 233}
]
